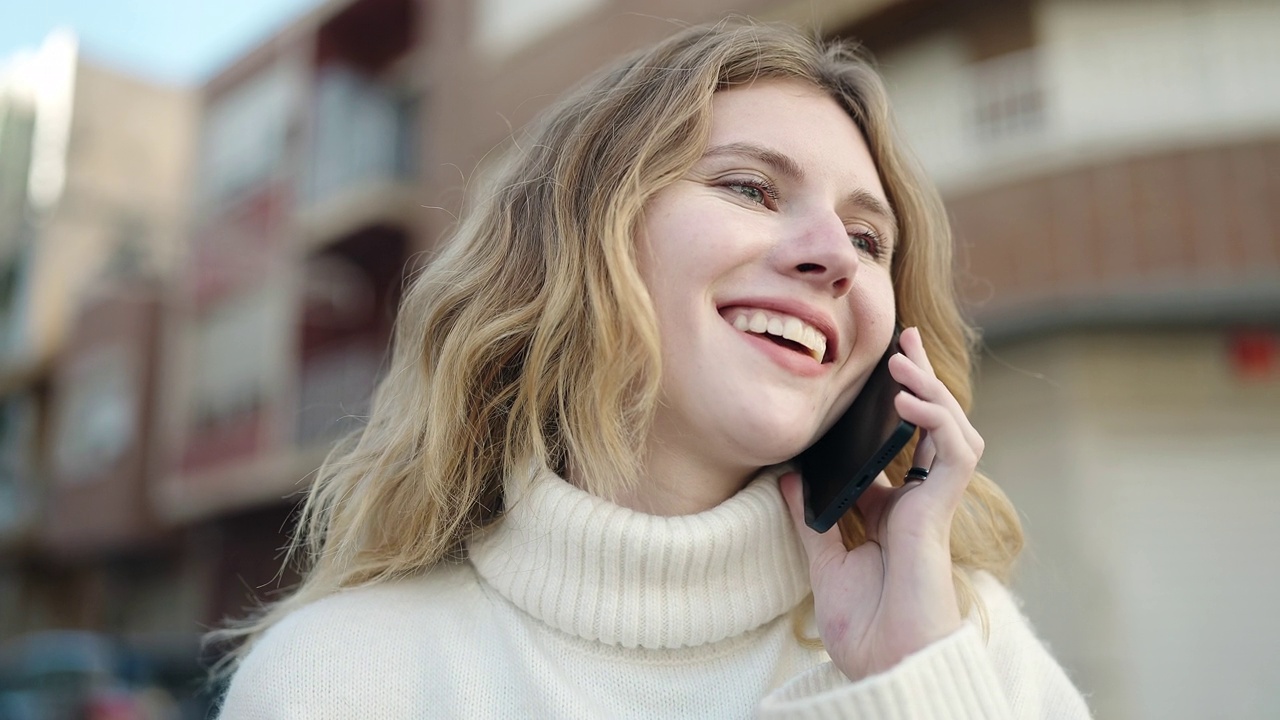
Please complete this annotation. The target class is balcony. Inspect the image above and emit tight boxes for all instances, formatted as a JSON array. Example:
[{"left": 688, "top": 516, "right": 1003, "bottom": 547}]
[
  {"left": 295, "top": 0, "right": 421, "bottom": 252},
  {"left": 869, "top": 2, "right": 1280, "bottom": 332},
  {"left": 882, "top": 2, "right": 1280, "bottom": 193},
  {"left": 295, "top": 65, "right": 420, "bottom": 251},
  {"left": 197, "top": 61, "right": 304, "bottom": 219}
]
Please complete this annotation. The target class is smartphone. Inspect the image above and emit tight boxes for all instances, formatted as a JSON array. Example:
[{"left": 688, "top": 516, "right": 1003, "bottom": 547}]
[{"left": 794, "top": 330, "right": 916, "bottom": 533}]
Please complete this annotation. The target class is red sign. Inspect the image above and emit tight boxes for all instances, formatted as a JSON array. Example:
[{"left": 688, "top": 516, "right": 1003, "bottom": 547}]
[{"left": 1229, "top": 330, "right": 1278, "bottom": 381}]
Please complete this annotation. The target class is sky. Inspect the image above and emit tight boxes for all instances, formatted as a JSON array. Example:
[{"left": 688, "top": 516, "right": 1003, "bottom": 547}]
[{"left": 0, "top": 0, "right": 329, "bottom": 85}]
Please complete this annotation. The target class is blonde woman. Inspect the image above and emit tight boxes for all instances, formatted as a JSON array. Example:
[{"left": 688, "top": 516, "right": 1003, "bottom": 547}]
[{"left": 215, "top": 22, "right": 1091, "bottom": 718}]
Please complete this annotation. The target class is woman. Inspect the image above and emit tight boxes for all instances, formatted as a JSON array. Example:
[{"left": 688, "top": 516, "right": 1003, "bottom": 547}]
[{"left": 214, "top": 22, "right": 1091, "bottom": 718}]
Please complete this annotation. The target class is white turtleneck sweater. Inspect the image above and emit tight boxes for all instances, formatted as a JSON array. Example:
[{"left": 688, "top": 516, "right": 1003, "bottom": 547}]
[{"left": 218, "top": 469, "right": 1091, "bottom": 718}]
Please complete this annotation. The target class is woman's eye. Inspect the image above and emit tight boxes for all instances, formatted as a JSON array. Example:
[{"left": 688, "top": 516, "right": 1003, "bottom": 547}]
[
  {"left": 730, "top": 183, "right": 766, "bottom": 204},
  {"left": 850, "top": 229, "right": 883, "bottom": 258},
  {"left": 722, "top": 179, "right": 777, "bottom": 207}
]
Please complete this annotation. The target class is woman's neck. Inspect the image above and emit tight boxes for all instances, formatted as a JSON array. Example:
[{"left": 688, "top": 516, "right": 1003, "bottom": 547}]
[{"left": 606, "top": 445, "right": 759, "bottom": 516}]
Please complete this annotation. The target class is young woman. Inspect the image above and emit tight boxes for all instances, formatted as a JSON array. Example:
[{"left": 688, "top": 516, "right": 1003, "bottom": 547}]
[{"left": 214, "top": 22, "right": 1092, "bottom": 718}]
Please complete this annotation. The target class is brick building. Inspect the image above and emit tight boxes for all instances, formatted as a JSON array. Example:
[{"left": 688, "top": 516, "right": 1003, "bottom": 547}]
[
  {"left": 0, "top": 31, "right": 197, "bottom": 637},
  {"left": 2, "top": 1, "right": 1277, "bottom": 718}
]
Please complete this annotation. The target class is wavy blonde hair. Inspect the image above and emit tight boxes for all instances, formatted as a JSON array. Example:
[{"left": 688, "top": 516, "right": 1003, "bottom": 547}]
[{"left": 210, "top": 20, "right": 1022, "bottom": 672}]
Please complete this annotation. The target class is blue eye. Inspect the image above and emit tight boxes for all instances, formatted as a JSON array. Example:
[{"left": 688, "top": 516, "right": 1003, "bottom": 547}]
[
  {"left": 729, "top": 183, "right": 767, "bottom": 204},
  {"left": 722, "top": 178, "right": 779, "bottom": 208},
  {"left": 850, "top": 230, "right": 883, "bottom": 259}
]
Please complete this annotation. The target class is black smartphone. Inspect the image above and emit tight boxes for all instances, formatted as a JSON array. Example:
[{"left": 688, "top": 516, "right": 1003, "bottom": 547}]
[{"left": 794, "top": 330, "right": 916, "bottom": 533}]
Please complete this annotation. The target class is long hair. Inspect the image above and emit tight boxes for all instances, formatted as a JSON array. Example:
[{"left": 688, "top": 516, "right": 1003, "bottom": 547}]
[{"left": 209, "top": 20, "right": 1022, "bottom": 672}]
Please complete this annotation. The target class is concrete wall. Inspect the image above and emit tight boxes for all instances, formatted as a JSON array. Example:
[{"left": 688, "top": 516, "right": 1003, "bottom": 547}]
[
  {"left": 973, "top": 329, "right": 1280, "bottom": 719},
  {"left": 26, "top": 61, "right": 196, "bottom": 362}
]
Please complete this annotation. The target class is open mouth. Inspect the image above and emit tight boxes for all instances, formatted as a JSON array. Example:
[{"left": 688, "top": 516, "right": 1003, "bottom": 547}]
[{"left": 721, "top": 307, "right": 831, "bottom": 363}]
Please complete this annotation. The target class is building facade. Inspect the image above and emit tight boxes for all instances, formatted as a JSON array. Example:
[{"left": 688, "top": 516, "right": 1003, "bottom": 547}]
[
  {"left": 0, "top": 32, "right": 198, "bottom": 642},
  {"left": 2, "top": 1, "right": 1277, "bottom": 718}
]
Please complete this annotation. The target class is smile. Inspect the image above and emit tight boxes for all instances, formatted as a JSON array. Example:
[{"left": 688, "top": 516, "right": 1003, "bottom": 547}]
[{"left": 722, "top": 307, "right": 829, "bottom": 363}]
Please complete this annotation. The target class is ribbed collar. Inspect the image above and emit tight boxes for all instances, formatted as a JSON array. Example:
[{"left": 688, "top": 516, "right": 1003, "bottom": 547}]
[{"left": 468, "top": 467, "right": 811, "bottom": 650}]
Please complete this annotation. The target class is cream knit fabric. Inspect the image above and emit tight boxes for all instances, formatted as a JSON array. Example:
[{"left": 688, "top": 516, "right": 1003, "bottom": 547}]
[{"left": 218, "top": 468, "right": 1092, "bottom": 718}]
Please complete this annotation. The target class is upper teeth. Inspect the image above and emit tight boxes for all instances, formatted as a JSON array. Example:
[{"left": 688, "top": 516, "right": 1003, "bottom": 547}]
[{"left": 726, "top": 308, "right": 828, "bottom": 363}]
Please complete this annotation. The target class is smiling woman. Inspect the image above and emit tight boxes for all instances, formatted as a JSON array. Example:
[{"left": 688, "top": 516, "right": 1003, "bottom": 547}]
[
  {"left": 631, "top": 80, "right": 899, "bottom": 513},
  {"left": 211, "top": 21, "right": 1092, "bottom": 719}
]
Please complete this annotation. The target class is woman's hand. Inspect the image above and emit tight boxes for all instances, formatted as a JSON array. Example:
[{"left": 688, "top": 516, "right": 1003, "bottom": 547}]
[{"left": 780, "top": 325, "right": 983, "bottom": 681}]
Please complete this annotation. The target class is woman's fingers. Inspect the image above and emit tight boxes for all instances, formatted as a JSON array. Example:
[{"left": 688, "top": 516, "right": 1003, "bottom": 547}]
[
  {"left": 889, "top": 334, "right": 983, "bottom": 453},
  {"left": 887, "top": 327, "right": 984, "bottom": 508},
  {"left": 888, "top": 349, "right": 965, "bottom": 423},
  {"left": 910, "top": 430, "right": 936, "bottom": 477},
  {"left": 894, "top": 390, "right": 978, "bottom": 506},
  {"left": 898, "top": 326, "right": 935, "bottom": 375}
]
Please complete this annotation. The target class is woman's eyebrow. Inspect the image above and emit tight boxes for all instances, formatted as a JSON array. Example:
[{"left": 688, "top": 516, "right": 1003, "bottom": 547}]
[
  {"left": 703, "top": 141, "right": 898, "bottom": 239},
  {"left": 846, "top": 187, "right": 899, "bottom": 241},
  {"left": 703, "top": 142, "right": 805, "bottom": 181}
]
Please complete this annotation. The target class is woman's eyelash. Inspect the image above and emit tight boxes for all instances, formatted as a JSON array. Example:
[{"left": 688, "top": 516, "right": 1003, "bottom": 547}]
[
  {"left": 721, "top": 177, "right": 779, "bottom": 205},
  {"left": 850, "top": 229, "right": 885, "bottom": 259}
]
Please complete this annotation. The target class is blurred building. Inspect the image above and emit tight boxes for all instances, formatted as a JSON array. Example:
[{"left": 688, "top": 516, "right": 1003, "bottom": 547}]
[
  {"left": 153, "top": 0, "right": 424, "bottom": 639},
  {"left": 0, "top": 30, "right": 198, "bottom": 637},
  {"left": 5, "top": 6, "right": 428, "bottom": 711},
  {"left": 1, "top": 1, "right": 1277, "bottom": 719}
]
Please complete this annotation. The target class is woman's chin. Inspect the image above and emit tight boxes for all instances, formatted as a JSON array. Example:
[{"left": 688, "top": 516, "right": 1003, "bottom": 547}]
[{"left": 730, "top": 427, "right": 820, "bottom": 469}]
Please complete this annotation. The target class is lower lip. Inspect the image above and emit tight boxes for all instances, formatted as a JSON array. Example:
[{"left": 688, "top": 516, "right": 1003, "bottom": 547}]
[{"left": 732, "top": 326, "right": 829, "bottom": 378}]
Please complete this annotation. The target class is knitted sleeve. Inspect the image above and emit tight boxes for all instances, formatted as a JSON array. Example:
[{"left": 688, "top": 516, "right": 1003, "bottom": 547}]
[{"left": 757, "top": 572, "right": 1093, "bottom": 719}]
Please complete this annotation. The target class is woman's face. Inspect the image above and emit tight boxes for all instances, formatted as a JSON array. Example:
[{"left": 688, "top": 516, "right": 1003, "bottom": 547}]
[{"left": 637, "top": 78, "right": 898, "bottom": 479}]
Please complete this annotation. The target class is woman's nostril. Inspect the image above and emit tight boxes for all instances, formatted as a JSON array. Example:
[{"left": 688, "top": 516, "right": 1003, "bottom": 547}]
[{"left": 796, "top": 262, "right": 824, "bottom": 273}]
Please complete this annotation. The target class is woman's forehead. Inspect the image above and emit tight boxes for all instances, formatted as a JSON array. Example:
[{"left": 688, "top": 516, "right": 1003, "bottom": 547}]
[{"left": 704, "top": 80, "right": 889, "bottom": 207}]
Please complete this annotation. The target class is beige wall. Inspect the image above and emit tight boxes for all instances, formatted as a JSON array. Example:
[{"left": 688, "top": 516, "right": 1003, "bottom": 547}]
[
  {"left": 26, "top": 61, "right": 196, "bottom": 361},
  {"left": 973, "top": 328, "right": 1280, "bottom": 720}
]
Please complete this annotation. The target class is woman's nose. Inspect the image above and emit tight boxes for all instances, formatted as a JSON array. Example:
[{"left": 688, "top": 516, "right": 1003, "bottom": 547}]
[{"left": 777, "top": 211, "right": 859, "bottom": 296}]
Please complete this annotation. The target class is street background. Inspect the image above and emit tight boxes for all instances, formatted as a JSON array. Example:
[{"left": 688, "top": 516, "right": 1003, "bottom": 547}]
[{"left": 1, "top": 0, "right": 1278, "bottom": 717}]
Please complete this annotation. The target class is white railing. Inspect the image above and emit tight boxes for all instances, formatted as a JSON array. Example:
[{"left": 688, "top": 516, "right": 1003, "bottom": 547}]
[
  {"left": 198, "top": 60, "right": 303, "bottom": 213},
  {"left": 302, "top": 67, "right": 417, "bottom": 207},
  {"left": 883, "top": 2, "right": 1280, "bottom": 191}
]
